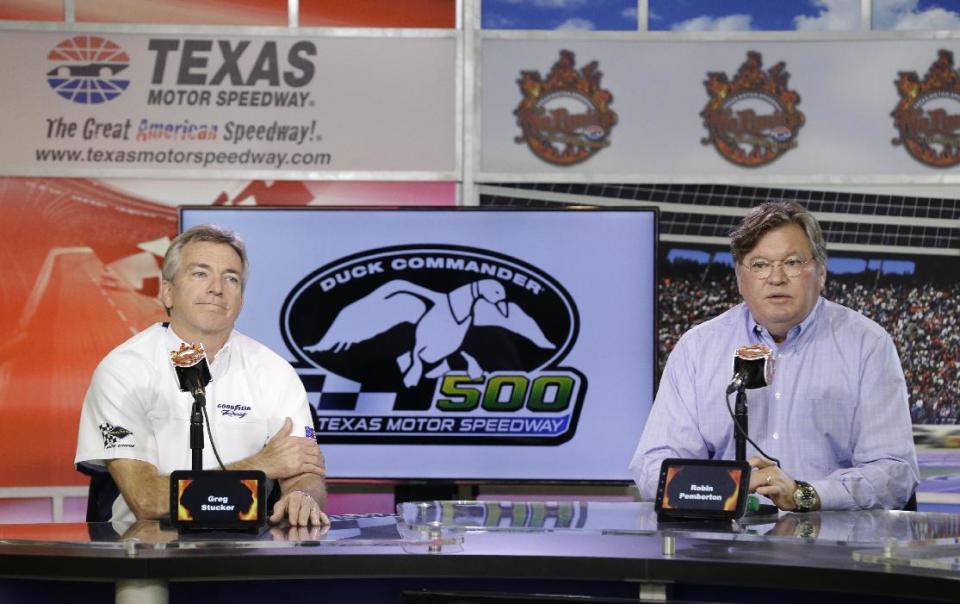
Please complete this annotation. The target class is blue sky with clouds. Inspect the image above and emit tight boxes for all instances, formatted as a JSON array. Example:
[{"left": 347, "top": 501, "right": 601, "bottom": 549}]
[
  {"left": 873, "top": 0, "right": 960, "bottom": 29},
  {"left": 482, "top": 0, "right": 960, "bottom": 31},
  {"left": 650, "top": 0, "right": 836, "bottom": 31},
  {"left": 481, "top": 0, "right": 638, "bottom": 30},
  {"left": 652, "top": 0, "right": 960, "bottom": 31}
]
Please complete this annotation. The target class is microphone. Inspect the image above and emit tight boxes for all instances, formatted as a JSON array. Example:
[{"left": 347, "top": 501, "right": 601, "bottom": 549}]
[
  {"left": 726, "top": 344, "right": 773, "bottom": 395},
  {"left": 170, "top": 342, "right": 212, "bottom": 398}
]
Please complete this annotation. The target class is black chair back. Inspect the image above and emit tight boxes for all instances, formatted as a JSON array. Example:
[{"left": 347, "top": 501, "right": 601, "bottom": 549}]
[{"left": 903, "top": 491, "right": 918, "bottom": 512}]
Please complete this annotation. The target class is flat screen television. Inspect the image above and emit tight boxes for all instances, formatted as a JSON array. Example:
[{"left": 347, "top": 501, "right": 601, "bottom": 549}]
[{"left": 180, "top": 207, "right": 657, "bottom": 482}]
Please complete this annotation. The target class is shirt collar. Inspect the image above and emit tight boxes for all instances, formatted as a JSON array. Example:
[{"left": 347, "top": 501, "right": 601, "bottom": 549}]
[{"left": 748, "top": 296, "right": 824, "bottom": 348}]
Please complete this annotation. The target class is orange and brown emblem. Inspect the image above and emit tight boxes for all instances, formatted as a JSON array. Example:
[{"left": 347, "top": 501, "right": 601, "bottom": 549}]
[
  {"left": 701, "top": 51, "right": 805, "bottom": 167},
  {"left": 892, "top": 50, "right": 960, "bottom": 168},
  {"left": 515, "top": 50, "right": 618, "bottom": 166}
]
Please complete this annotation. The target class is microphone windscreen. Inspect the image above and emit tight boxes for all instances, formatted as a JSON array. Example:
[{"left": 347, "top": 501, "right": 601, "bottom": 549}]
[
  {"left": 170, "top": 343, "right": 212, "bottom": 393},
  {"left": 732, "top": 344, "right": 773, "bottom": 390}
]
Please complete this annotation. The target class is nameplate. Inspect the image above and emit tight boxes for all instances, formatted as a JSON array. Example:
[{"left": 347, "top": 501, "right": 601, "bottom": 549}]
[
  {"left": 655, "top": 458, "right": 751, "bottom": 522},
  {"left": 170, "top": 470, "right": 266, "bottom": 532}
]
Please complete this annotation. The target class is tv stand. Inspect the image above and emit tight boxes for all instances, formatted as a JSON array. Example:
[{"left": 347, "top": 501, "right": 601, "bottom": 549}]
[{"left": 394, "top": 482, "right": 479, "bottom": 505}]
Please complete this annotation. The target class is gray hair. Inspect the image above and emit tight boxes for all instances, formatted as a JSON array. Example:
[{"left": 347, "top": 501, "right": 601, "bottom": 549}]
[
  {"left": 730, "top": 201, "right": 828, "bottom": 268},
  {"left": 161, "top": 224, "right": 249, "bottom": 291}
]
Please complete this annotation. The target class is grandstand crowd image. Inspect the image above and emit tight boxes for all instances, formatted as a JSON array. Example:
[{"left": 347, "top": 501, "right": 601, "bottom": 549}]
[
  {"left": 482, "top": 181, "right": 960, "bottom": 511},
  {"left": 651, "top": 246, "right": 960, "bottom": 511},
  {"left": 656, "top": 253, "right": 959, "bottom": 428}
]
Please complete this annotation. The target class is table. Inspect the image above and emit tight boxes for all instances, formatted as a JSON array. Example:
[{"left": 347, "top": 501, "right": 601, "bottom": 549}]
[{"left": 2, "top": 501, "right": 959, "bottom": 603}]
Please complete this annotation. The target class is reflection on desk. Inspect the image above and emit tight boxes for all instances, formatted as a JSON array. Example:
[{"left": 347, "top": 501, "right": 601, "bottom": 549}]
[
  {"left": 2, "top": 502, "right": 960, "bottom": 604},
  {"left": 398, "top": 500, "right": 960, "bottom": 546},
  {"left": 0, "top": 513, "right": 440, "bottom": 550}
]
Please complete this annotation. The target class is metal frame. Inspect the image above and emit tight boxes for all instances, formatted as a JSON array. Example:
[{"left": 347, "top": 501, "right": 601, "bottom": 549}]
[
  {"left": 478, "top": 184, "right": 960, "bottom": 257},
  {"left": 0, "top": 486, "right": 88, "bottom": 523}
]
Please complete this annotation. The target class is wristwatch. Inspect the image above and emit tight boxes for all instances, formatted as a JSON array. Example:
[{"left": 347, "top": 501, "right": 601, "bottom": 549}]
[{"left": 793, "top": 480, "right": 820, "bottom": 513}]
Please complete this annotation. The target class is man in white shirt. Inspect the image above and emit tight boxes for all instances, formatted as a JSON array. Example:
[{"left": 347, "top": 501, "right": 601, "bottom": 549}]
[{"left": 76, "top": 225, "right": 328, "bottom": 526}]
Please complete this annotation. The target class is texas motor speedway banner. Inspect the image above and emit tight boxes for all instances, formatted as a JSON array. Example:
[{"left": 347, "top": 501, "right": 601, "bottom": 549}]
[{"left": 0, "top": 27, "right": 457, "bottom": 178}]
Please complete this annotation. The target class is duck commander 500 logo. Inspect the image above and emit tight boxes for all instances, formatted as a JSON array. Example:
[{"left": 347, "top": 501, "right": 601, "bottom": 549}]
[{"left": 281, "top": 245, "right": 585, "bottom": 445}]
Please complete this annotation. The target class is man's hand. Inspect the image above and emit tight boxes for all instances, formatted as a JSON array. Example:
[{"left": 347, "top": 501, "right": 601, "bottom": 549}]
[
  {"left": 269, "top": 489, "right": 330, "bottom": 527},
  {"left": 247, "top": 417, "right": 326, "bottom": 480},
  {"left": 748, "top": 455, "right": 799, "bottom": 511}
]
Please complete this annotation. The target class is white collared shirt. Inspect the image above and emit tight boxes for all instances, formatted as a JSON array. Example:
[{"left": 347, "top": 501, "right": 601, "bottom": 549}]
[{"left": 75, "top": 323, "right": 313, "bottom": 523}]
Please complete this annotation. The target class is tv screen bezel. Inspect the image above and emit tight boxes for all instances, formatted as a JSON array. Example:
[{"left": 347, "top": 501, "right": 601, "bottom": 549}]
[{"left": 178, "top": 205, "right": 659, "bottom": 485}]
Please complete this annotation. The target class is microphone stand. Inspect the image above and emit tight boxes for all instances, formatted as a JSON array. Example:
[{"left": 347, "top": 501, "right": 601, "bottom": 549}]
[
  {"left": 734, "top": 383, "right": 748, "bottom": 462},
  {"left": 733, "top": 383, "right": 777, "bottom": 516},
  {"left": 189, "top": 388, "right": 205, "bottom": 472}
]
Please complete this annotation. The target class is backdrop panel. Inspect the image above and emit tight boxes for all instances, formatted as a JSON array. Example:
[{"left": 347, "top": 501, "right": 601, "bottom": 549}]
[
  {"left": 0, "top": 27, "right": 458, "bottom": 179},
  {"left": 481, "top": 36, "right": 960, "bottom": 183}
]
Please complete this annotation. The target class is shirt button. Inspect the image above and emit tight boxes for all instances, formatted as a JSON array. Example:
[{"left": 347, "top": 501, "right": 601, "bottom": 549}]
[
  {"left": 775, "top": 392, "right": 782, "bottom": 399},
  {"left": 772, "top": 432, "right": 780, "bottom": 440}
]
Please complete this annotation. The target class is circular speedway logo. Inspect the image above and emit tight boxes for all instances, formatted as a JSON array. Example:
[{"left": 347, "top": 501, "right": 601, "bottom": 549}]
[
  {"left": 47, "top": 36, "right": 130, "bottom": 104},
  {"left": 700, "top": 51, "right": 805, "bottom": 167},
  {"left": 892, "top": 50, "right": 960, "bottom": 168},
  {"left": 514, "top": 50, "right": 618, "bottom": 166},
  {"left": 281, "top": 245, "right": 586, "bottom": 445}
]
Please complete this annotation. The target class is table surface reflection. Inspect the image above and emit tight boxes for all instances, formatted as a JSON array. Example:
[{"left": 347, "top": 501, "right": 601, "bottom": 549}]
[
  {"left": 400, "top": 500, "right": 960, "bottom": 546},
  {"left": 3, "top": 501, "right": 960, "bottom": 548},
  {"left": 1, "top": 501, "right": 959, "bottom": 602}
]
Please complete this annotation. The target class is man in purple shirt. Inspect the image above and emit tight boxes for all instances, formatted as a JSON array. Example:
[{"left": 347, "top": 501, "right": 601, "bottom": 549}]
[{"left": 630, "top": 201, "right": 918, "bottom": 511}]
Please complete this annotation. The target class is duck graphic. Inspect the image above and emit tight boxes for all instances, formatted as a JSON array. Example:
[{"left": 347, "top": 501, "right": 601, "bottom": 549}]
[{"left": 303, "top": 279, "right": 556, "bottom": 387}]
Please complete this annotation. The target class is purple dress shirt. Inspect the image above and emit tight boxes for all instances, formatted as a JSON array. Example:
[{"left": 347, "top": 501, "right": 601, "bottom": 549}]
[{"left": 629, "top": 297, "right": 919, "bottom": 510}]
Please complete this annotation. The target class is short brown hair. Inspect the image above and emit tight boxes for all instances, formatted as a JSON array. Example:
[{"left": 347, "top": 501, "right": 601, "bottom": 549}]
[
  {"left": 730, "top": 201, "right": 827, "bottom": 268},
  {"left": 161, "top": 224, "right": 248, "bottom": 291}
]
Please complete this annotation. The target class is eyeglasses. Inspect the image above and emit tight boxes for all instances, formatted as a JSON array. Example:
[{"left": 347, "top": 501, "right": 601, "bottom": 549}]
[{"left": 743, "top": 256, "right": 813, "bottom": 279}]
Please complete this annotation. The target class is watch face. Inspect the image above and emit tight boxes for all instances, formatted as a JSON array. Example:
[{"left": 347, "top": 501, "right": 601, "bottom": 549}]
[{"left": 795, "top": 483, "right": 817, "bottom": 510}]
